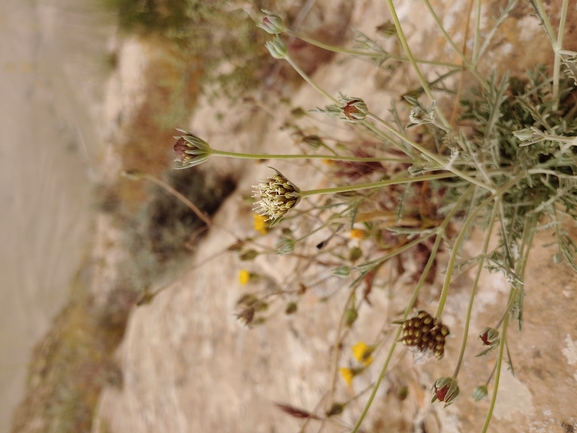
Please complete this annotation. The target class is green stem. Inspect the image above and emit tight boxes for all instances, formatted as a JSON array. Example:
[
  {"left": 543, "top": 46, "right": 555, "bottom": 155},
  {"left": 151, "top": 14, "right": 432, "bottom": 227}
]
[
  {"left": 434, "top": 174, "right": 524, "bottom": 318},
  {"left": 366, "top": 112, "right": 495, "bottom": 193},
  {"left": 481, "top": 309, "right": 510, "bottom": 433},
  {"left": 422, "top": 0, "right": 489, "bottom": 90},
  {"left": 472, "top": 0, "right": 482, "bottom": 62},
  {"left": 532, "top": 0, "right": 558, "bottom": 45},
  {"left": 349, "top": 185, "right": 474, "bottom": 433},
  {"left": 452, "top": 203, "right": 498, "bottom": 378},
  {"left": 211, "top": 149, "right": 411, "bottom": 163},
  {"left": 285, "top": 56, "right": 337, "bottom": 103},
  {"left": 552, "top": 0, "right": 569, "bottom": 110},
  {"left": 285, "top": 29, "right": 461, "bottom": 69},
  {"left": 384, "top": 0, "right": 450, "bottom": 128},
  {"left": 300, "top": 172, "right": 455, "bottom": 198}
]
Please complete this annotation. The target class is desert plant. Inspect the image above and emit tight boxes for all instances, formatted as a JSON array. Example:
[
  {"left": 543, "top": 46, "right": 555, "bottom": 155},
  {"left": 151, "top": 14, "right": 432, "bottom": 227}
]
[{"left": 173, "top": 1, "right": 577, "bottom": 431}]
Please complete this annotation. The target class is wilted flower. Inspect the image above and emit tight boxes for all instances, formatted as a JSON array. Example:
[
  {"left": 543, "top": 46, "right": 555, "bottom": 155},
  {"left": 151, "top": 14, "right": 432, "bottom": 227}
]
[
  {"left": 431, "top": 377, "right": 460, "bottom": 407},
  {"left": 265, "top": 36, "right": 288, "bottom": 59},
  {"left": 398, "top": 310, "right": 450, "bottom": 359},
  {"left": 325, "top": 148, "right": 386, "bottom": 181},
  {"left": 258, "top": 13, "right": 285, "bottom": 34},
  {"left": 253, "top": 168, "right": 301, "bottom": 223},
  {"left": 173, "top": 129, "right": 212, "bottom": 168},
  {"left": 352, "top": 341, "right": 374, "bottom": 366}
]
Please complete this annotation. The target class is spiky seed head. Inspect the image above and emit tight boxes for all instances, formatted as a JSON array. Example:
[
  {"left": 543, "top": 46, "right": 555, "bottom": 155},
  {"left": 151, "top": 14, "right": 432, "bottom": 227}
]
[
  {"left": 398, "top": 310, "right": 450, "bottom": 359},
  {"left": 253, "top": 168, "right": 301, "bottom": 223}
]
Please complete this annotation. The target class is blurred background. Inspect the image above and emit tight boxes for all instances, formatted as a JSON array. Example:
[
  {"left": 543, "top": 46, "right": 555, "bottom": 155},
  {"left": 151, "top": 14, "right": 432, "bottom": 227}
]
[{"left": 1, "top": 0, "right": 287, "bottom": 431}]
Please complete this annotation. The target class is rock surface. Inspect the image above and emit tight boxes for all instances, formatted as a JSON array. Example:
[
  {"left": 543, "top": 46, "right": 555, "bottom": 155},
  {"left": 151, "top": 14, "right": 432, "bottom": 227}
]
[{"left": 93, "top": 1, "right": 577, "bottom": 432}]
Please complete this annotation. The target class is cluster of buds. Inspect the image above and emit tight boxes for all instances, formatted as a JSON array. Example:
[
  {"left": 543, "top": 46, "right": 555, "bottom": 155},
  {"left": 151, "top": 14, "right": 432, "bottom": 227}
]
[
  {"left": 431, "top": 377, "right": 460, "bottom": 407},
  {"left": 398, "top": 310, "right": 450, "bottom": 359},
  {"left": 253, "top": 168, "right": 301, "bottom": 223},
  {"left": 173, "top": 129, "right": 212, "bottom": 168}
]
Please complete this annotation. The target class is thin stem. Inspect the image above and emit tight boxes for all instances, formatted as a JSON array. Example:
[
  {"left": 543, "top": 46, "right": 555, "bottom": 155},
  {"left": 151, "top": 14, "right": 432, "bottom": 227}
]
[
  {"left": 472, "top": 0, "right": 482, "bottom": 62},
  {"left": 452, "top": 203, "right": 498, "bottom": 378},
  {"left": 366, "top": 112, "right": 495, "bottom": 193},
  {"left": 385, "top": 0, "right": 450, "bottom": 128},
  {"left": 532, "top": 0, "right": 557, "bottom": 46},
  {"left": 552, "top": 0, "right": 569, "bottom": 110},
  {"left": 350, "top": 185, "right": 474, "bottom": 433},
  {"left": 422, "top": 0, "right": 489, "bottom": 90},
  {"left": 285, "top": 29, "right": 461, "bottom": 69},
  {"left": 211, "top": 149, "right": 412, "bottom": 163},
  {"left": 434, "top": 174, "right": 524, "bottom": 318},
  {"left": 285, "top": 56, "right": 338, "bottom": 103},
  {"left": 300, "top": 172, "right": 456, "bottom": 198},
  {"left": 481, "top": 310, "right": 510, "bottom": 433}
]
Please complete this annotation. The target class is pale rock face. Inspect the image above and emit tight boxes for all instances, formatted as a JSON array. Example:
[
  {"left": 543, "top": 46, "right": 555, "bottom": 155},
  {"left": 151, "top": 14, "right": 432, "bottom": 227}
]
[{"left": 93, "top": 1, "right": 577, "bottom": 432}]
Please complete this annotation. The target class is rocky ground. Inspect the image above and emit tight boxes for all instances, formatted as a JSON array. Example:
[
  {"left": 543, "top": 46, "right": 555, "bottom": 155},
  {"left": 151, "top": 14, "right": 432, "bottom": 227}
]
[
  {"left": 9, "top": 0, "right": 577, "bottom": 432},
  {"left": 91, "top": 1, "right": 577, "bottom": 432}
]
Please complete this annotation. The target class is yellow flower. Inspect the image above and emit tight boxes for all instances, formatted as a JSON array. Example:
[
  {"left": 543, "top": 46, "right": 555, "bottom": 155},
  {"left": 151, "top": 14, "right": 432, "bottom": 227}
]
[
  {"left": 253, "top": 213, "right": 268, "bottom": 235},
  {"left": 238, "top": 270, "right": 251, "bottom": 285},
  {"left": 350, "top": 229, "right": 368, "bottom": 240},
  {"left": 352, "top": 341, "right": 374, "bottom": 366},
  {"left": 339, "top": 367, "right": 355, "bottom": 387}
]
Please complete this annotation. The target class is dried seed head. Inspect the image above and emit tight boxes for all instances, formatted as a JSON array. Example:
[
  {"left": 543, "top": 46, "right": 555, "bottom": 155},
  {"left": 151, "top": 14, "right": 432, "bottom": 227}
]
[
  {"left": 431, "top": 377, "right": 460, "bottom": 407},
  {"left": 253, "top": 168, "right": 301, "bottom": 223},
  {"left": 398, "top": 310, "right": 450, "bottom": 359},
  {"left": 173, "top": 129, "right": 212, "bottom": 169}
]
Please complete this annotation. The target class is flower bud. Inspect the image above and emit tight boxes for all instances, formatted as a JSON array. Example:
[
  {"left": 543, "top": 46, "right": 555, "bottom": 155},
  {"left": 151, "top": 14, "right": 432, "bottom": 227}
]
[
  {"left": 173, "top": 129, "right": 212, "bottom": 169},
  {"left": 472, "top": 385, "right": 488, "bottom": 402},
  {"left": 265, "top": 36, "right": 288, "bottom": 59},
  {"left": 258, "top": 13, "right": 285, "bottom": 34},
  {"left": 275, "top": 237, "right": 295, "bottom": 255},
  {"left": 342, "top": 98, "right": 368, "bottom": 122},
  {"left": 431, "top": 377, "right": 460, "bottom": 407},
  {"left": 332, "top": 266, "right": 351, "bottom": 277},
  {"left": 479, "top": 327, "right": 499, "bottom": 346}
]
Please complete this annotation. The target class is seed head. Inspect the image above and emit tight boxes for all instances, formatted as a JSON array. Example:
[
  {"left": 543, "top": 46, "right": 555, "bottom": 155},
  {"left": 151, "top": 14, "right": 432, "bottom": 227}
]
[
  {"left": 398, "top": 310, "right": 450, "bottom": 359},
  {"left": 173, "top": 129, "right": 212, "bottom": 169},
  {"left": 431, "top": 377, "right": 460, "bottom": 407},
  {"left": 253, "top": 168, "right": 301, "bottom": 223}
]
